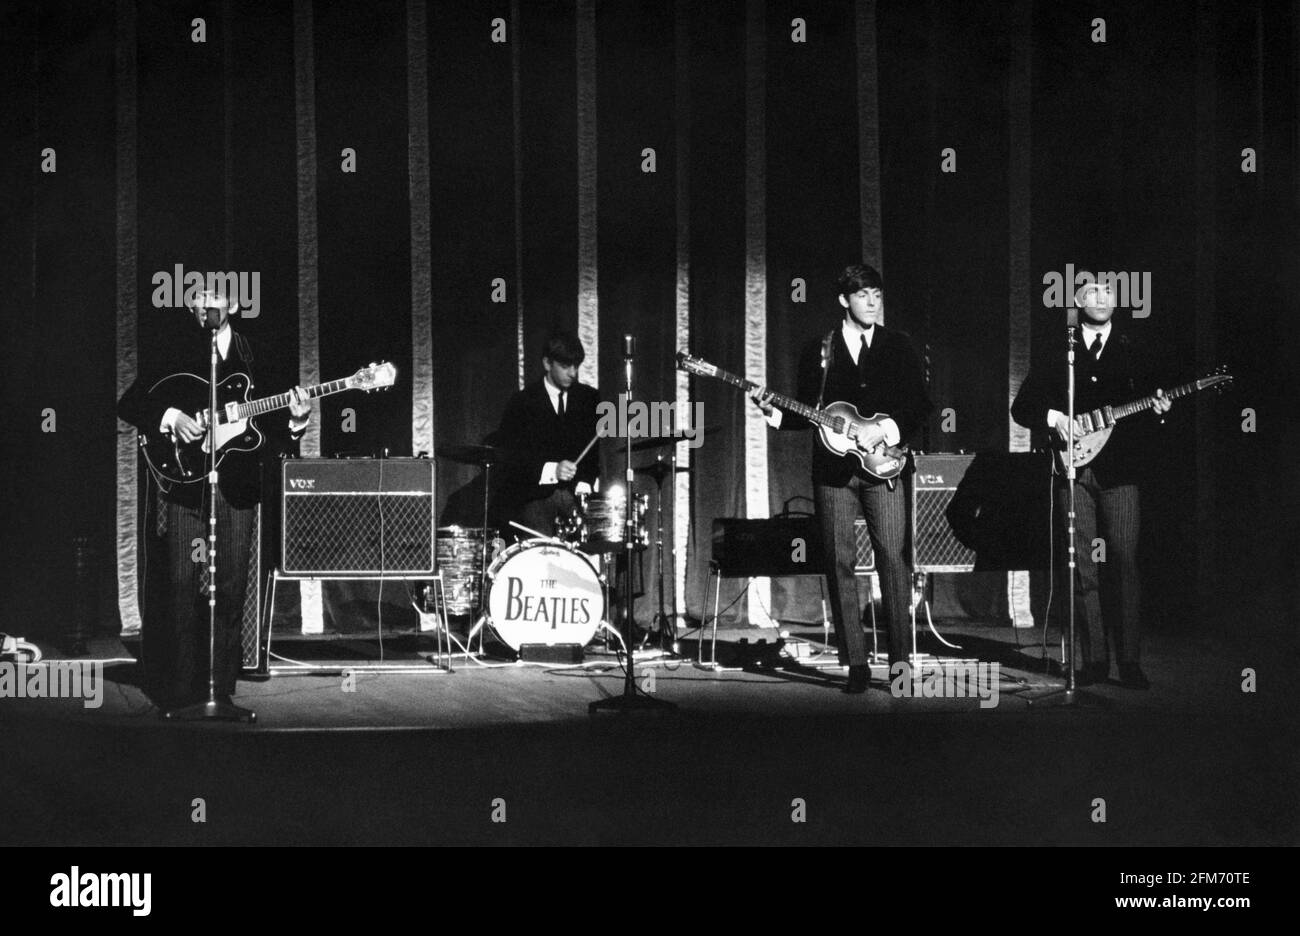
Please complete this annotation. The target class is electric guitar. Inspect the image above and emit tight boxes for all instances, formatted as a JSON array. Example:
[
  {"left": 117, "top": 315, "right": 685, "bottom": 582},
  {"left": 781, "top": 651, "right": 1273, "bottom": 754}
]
[
  {"left": 676, "top": 351, "right": 907, "bottom": 481},
  {"left": 138, "top": 361, "right": 397, "bottom": 487},
  {"left": 1054, "top": 366, "right": 1233, "bottom": 471}
]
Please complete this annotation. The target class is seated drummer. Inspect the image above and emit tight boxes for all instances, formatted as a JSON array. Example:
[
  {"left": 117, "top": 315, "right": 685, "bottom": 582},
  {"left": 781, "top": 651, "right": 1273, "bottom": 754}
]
[{"left": 488, "top": 329, "right": 601, "bottom": 539}]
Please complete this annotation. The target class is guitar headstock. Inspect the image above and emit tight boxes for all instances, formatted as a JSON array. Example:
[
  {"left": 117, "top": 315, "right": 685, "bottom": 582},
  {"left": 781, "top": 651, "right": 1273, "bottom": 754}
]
[
  {"left": 349, "top": 361, "right": 397, "bottom": 392},
  {"left": 1199, "top": 365, "right": 1234, "bottom": 393},
  {"left": 676, "top": 351, "right": 718, "bottom": 378}
]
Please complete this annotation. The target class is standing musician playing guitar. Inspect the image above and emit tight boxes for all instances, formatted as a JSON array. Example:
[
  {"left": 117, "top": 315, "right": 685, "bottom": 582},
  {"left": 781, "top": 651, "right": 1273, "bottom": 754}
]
[
  {"left": 118, "top": 286, "right": 312, "bottom": 710},
  {"left": 750, "top": 263, "right": 933, "bottom": 693},
  {"left": 1012, "top": 276, "right": 1173, "bottom": 689}
]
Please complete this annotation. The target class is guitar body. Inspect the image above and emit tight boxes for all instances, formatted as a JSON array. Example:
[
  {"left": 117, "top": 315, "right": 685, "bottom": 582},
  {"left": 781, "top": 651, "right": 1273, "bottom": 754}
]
[
  {"left": 816, "top": 401, "right": 907, "bottom": 481},
  {"left": 139, "top": 372, "right": 263, "bottom": 487},
  {"left": 1054, "top": 425, "right": 1113, "bottom": 472}
]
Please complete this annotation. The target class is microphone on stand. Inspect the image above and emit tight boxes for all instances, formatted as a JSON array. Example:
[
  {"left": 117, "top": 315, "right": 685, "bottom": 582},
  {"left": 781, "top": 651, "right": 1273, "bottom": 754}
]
[{"left": 623, "top": 334, "right": 636, "bottom": 359}]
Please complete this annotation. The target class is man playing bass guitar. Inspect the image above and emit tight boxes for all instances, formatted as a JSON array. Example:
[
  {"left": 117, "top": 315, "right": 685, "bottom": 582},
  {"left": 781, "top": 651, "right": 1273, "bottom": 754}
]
[{"left": 752, "top": 263, "right": 932, "bottom": 693}]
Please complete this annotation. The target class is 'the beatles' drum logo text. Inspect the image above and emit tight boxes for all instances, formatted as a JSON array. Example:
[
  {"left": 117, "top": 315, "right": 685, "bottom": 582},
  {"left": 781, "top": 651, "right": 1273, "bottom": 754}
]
[{"left": 504, "top": 577, "right": 592, "bottom": 627}]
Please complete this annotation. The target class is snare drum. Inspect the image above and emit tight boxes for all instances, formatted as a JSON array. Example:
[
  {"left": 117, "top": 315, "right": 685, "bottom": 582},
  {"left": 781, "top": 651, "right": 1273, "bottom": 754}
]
[
  {"left": 435, "top": 526, "right": 499, "bottom": 615},
  {"left": 485, "top": 539, "right": 605, "bottom": 652},
  {"left": 558, "top": 491, "right": 649, "bottom": 553}
]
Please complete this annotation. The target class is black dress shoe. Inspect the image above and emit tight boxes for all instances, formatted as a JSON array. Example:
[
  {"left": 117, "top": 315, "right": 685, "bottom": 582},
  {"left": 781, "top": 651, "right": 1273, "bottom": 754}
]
[
  {"left": 844, "top": 664, "right": 871, "bottom": 694},
  {"left": 1117, "top": 663, "right": 1150, "bottom": 690}
]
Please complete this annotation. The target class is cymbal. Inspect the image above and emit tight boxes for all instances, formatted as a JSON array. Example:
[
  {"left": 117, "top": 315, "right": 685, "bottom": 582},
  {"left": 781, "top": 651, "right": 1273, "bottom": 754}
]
[
  {"left": 633, "top": 463, "right": 690, "bottom": 476},
  {"left": 628, "top": 426, "right": 719, "bottom": 453},
  {"left": 436, "top": 444, "right": 503, "bottom": 465}
]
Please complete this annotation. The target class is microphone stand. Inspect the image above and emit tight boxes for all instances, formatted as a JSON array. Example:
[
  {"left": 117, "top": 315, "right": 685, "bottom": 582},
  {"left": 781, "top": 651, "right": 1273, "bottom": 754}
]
[
  {"left": 167, "top": 317, "right": 256, "bottom": 722},
  {"left": 1028, "top": 310, "right": 1083, "bottom": 708},
  {"left": 590, "top": 336, "right": 676, "bottom": 715}
]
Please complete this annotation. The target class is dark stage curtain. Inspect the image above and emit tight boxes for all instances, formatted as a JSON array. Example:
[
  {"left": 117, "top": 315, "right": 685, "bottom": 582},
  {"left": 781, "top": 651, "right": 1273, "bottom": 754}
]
[{"left": 1, "top": 0, "right": 1295, "bottom": 647}]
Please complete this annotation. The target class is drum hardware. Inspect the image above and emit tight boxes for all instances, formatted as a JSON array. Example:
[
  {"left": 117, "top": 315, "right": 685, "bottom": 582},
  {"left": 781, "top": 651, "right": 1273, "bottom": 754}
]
[
  {"left": 555, "top": 487, "right": 649, "bottom": 554},
  {"left": 636, "top": 452, "right": 680, "bottom": 653},
  {"left": 436, "top": 442, "right": 510, "bottom": 639}
]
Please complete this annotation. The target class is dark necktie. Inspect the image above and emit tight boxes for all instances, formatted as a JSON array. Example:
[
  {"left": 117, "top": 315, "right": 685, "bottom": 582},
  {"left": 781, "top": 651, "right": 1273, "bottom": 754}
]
[
  {"left": 557, "top": 389, "right": 566, "bottom": 418},
  {"left": 858, "top": 332, "right": 871, "bottom": 379},
  {"left": 1088, "top": 332, "right": 1102, "bottom": 361}
]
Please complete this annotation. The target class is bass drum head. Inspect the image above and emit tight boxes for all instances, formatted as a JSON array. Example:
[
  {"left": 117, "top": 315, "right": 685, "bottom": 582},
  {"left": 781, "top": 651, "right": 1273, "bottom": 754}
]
[{"left": 486, "top": 539, "right": 604, "bottom": 652}]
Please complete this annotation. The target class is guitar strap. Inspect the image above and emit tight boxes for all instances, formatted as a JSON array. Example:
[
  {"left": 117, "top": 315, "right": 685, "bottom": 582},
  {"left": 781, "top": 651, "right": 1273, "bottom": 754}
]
[
  {"left": 233, "top": 331, "right": 254, "bottom": 369},
  {"left": 816, "top": 329, "right": 835, "bottom": 409}
]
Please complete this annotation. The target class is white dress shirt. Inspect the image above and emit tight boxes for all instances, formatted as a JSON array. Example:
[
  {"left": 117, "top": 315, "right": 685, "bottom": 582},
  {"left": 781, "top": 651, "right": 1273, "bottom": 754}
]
[
  {"left": 1045, "top": 320, "right": 1113, "bottom": 429},
  {"left": 538, "top": 374, "right": 592, "bottom": 494}
]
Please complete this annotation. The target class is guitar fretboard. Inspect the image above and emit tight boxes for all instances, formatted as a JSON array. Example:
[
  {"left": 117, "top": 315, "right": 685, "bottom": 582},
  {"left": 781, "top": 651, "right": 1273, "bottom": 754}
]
[
  {"left": 221, "top": 379, "right": 352, "bottom": 424},
  {"left": 1078, "top": 376, "right": 1224, "bottom": 431}
]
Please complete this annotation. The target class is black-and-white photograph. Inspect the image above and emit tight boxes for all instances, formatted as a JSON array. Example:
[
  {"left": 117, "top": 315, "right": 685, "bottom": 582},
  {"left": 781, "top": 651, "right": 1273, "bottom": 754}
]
[{"left": 1, "top": 0, "right": 1296, "bottom": 896}]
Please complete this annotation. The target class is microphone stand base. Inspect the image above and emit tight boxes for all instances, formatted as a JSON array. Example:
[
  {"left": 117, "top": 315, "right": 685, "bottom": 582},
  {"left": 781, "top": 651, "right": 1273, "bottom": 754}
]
[
  {"left": 164, "top": 697, "right": 257, "bottom": 723},
  {"left": 1023, "top": 685, "right": 1105, "bottom": 709}
]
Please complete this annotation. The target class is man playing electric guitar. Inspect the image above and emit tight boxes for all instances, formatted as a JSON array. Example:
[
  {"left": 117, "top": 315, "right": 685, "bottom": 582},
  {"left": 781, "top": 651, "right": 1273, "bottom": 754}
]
[
  {"left": 118, "top": 288, "right": 312, "bottom": 710},
  {"left": 751, "top": 263, "right": 933, "bottom": 693},
  {"left": 1012, "top": 277, "right": 1172, "bottom": 689}
]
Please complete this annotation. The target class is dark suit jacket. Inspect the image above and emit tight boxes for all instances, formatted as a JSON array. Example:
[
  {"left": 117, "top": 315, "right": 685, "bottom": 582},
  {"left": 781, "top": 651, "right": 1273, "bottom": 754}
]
[
  {"left": 489, "top": 378, "right": 601, "bottom": 515},
  {"left": 117, "top": 328, "right": 301, "bottom": 509},
  {"left": 1011, "top": 322, "right": 1165, "bottom": 487},
  {"left": 777, "top": 324, "right": 933, "bottom": 487}
]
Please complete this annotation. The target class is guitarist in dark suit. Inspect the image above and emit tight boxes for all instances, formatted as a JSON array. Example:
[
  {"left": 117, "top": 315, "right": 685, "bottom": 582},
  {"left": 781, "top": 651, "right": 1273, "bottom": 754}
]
[
  {"left": 489, "top": 330, "right": 601, "bottom": 538},
  {"left": 1012, "top": 278, "right": 1171, "bottom": 689},
  {"left": 752, "top": 263, "right": 933, "bottom": 693},
  {"left": 118, "top": 289, "right": 312, "bottom": 710}
]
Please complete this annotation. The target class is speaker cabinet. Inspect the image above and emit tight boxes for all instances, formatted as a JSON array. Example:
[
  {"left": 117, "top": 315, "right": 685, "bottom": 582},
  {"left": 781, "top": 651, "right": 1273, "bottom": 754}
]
[
  {"left": 912, "top": 452, "right": 1052, "bottom": 573},
  {"left": 281, "top": 458, "right": 436, "bottom": 575}
]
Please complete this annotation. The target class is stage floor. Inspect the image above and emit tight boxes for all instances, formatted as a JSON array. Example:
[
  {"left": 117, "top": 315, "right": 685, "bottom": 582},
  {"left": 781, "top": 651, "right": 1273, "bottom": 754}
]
[{"left": 1, "top": 622, "right": 1294, "bottom": 846}]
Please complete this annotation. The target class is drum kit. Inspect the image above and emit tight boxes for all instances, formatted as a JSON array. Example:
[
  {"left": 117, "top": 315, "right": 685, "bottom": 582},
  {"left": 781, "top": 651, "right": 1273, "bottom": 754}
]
[{"left": 432, "top": 441, "right": 667, "bottom": 657}]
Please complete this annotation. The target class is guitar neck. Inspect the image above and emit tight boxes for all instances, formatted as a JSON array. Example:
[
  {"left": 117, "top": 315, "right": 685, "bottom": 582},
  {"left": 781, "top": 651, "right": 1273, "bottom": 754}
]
[
  {"left": 696, "top": 366, "right": 831, "bottom": 427},
  {"left": 225, "top": 379, "right": 350, "bottom": 423},
  {"left": 1106, "top": 378, "right": 1204, "bottom": 422}
]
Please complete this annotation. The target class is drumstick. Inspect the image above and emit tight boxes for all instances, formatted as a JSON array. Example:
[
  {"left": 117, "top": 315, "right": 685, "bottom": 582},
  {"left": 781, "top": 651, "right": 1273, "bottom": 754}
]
[
  {"left": 573, "top": 433, "right": 599, "bottom": 465},
  {"left": 509, "top": 520, "right": 549, "bottom": 540}
]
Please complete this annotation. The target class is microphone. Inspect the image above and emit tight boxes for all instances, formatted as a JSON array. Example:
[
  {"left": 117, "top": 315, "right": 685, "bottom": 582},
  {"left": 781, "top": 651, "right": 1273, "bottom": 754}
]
[
  {"left": 623, "top": 334, "right": 636, "bottom": 359},
  {"left": 196, "top": 306, "right": 225, "bottom": 330}
]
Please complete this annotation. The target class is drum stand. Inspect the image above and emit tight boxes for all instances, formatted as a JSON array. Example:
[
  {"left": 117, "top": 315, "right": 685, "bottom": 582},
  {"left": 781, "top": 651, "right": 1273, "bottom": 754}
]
[{"left": 641, "top": 454, "right": 681, "bottom": 653}]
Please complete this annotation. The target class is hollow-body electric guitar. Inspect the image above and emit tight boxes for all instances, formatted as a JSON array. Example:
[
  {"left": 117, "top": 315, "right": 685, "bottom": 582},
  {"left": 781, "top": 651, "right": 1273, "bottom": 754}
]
[
  {"left": 676, "top": 351, "right": 906, "bottom": 481},
  {"left": 1055, "top": 366, "right": 1233, "bottom": 472},
  {"left": 138, "top": 361, "right": 397, "bottom": 487}
]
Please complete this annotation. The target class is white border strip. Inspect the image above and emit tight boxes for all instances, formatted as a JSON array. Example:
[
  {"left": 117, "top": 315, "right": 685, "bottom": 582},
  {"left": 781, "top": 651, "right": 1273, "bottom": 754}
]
[
  {"left": 576, "top": 0, "right": 598, "bottom": 388},
  {"left": 115, "top": 0, "right": 141, "bottom": 635},
  {"left": 295, "top": 0, "right": 323, "bottom": 633},
  {"left": 744, "top": 0, "right": 772, "bottom": 627}
]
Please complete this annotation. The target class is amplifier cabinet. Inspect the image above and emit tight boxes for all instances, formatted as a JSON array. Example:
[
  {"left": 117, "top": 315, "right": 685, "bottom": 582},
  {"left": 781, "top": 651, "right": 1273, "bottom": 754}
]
[
  {"left": 913, "top": 454, "right": 978, "bottom": 573},
  {"left": 912, "top": 452, "right": 1052, "bottom": 573},
  {"left": 281, "top": 458, "right": 436, "bottom": 576}
]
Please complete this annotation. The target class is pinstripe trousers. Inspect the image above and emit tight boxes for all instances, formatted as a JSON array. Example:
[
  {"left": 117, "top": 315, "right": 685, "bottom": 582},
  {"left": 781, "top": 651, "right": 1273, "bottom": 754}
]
[
  {"left": 815, "top": 475, "right": 911, "bottom": 667},
  {"left": 1056, "top": 468, "right": 1141, "bottom": 666},
  {"left": 144, "top": 483, "right": 255, "bottom": 703}
]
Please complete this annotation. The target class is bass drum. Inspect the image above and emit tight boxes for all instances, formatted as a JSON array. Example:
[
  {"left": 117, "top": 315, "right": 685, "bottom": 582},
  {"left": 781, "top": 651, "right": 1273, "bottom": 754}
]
[{"left": 485, "top": 539, "right": 605, "bottom": 652}]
